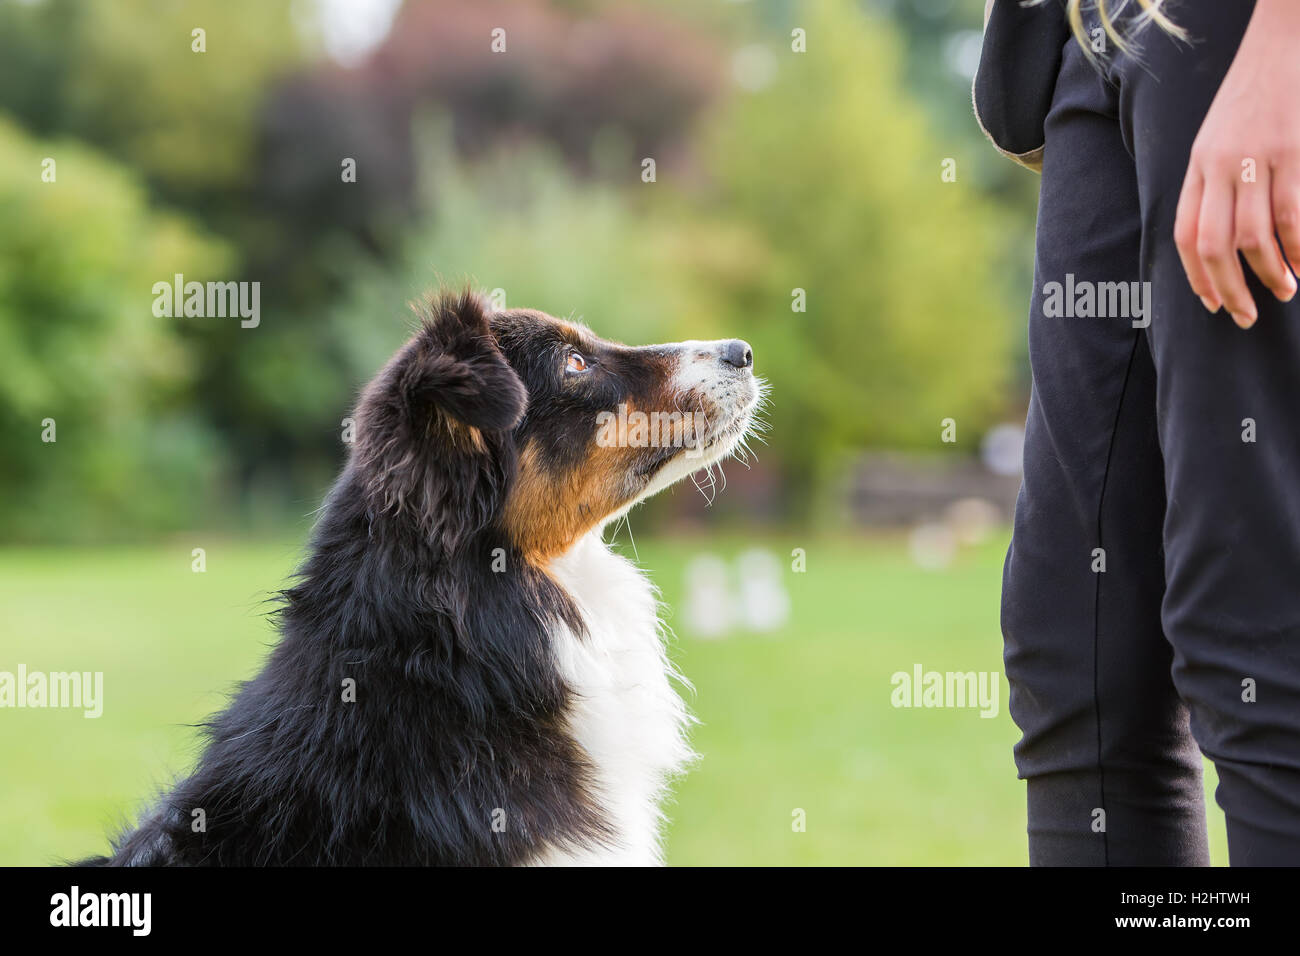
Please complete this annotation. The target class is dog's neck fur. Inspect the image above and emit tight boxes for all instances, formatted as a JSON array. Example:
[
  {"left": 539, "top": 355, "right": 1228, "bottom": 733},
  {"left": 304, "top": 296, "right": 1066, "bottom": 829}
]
[{"left": 534, "top": 530, "right": 695, "bottom": 865}]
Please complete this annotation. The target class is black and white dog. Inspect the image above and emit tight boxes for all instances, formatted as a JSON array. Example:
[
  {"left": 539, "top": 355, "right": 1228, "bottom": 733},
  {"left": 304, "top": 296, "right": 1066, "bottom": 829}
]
[{"left": 84, "top": 289, "right": 762, "bottom": 866}]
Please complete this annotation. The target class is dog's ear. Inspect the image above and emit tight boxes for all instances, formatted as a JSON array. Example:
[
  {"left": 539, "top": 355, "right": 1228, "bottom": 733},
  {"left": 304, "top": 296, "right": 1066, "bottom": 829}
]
[
  {"left": 402, "top": 289, "right": 527, "bottom": 432},
  {"left": 353, "top": 288, "right": 525, "bottom": 550}
]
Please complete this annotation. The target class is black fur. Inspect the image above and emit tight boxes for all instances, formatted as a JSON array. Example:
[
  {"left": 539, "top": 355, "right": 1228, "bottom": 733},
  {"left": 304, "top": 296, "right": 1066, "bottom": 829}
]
[{"left": 80, "top": 290, "right": 612, "bottom": 866}]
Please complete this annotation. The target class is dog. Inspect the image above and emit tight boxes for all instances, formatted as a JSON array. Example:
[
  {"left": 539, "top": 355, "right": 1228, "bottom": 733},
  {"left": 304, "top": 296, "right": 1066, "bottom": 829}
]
[{"left": 82, "top": 289, "right": 763, "bottom": 866}]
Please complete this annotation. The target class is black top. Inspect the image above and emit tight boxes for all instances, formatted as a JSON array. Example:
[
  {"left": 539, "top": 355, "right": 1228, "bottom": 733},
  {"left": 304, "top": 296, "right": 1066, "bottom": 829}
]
[{"left": 973, "top": 0, "right": 1072, "bottom": 165}]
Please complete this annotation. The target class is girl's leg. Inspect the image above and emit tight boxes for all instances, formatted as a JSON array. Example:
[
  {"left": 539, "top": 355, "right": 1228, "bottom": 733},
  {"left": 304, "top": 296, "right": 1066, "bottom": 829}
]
[
  {"left": 1113, "top": 0, "right": 1300, "bottom": 865},
  {"left": 1002, "top": 35, "right": 1208, "bottom": 866}
]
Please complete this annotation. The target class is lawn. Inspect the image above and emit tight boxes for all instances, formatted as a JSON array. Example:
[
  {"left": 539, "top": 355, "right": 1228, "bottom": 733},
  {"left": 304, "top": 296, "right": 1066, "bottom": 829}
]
[{"left": 0, "top": 530, "right": 1228, "bottom": 865}]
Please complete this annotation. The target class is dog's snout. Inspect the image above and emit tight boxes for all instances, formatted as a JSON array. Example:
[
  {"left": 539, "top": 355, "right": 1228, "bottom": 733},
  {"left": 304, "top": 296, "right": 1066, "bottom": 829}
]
[{"left": 719, "top": 339, "right": 753, "bottom": 370}]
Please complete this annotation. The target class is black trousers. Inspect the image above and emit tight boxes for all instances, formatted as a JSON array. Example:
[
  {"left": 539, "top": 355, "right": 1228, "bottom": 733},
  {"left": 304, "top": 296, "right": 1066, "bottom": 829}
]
[{"left": 998, "top": 1, "right": 1300, "bottom": 865}]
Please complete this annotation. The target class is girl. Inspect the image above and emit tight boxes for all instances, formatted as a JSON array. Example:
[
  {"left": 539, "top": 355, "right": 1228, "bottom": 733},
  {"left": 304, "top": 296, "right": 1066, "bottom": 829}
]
[{"left": 976, "top": 0, "right": 1300, "bottom": 865}]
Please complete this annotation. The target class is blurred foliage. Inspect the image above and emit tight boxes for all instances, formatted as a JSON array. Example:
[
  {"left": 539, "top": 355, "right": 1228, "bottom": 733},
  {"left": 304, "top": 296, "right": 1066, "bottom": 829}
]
[
  {"left": 367, "top": 0, "right": 720, "bottom": 171},
  {"left": 0, "top": 117, "right": 230, "bottom": 540},
  {"left": 697, "top": 1, "right": 1012, "bottom": 502},
  {"left": 329, "top": 123, "right": 726, "bottom": 380},
  {"left": 0, "top": 0, "right": 302, "bottom": 198},
  {"left": 0, "top": 0, "right": 1024, "bottom": 540}
]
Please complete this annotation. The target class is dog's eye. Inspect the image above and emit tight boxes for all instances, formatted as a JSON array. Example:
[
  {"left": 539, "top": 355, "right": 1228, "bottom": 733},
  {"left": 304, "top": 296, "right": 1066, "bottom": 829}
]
[{"left": 565, "top": 350, "right": 589, "bottom": 373}]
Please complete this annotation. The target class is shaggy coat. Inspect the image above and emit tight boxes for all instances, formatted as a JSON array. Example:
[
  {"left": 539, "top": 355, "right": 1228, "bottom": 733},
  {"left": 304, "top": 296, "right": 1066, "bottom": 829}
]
[{"left": 80, "top": 289, "right": 760, "bottom": 866}]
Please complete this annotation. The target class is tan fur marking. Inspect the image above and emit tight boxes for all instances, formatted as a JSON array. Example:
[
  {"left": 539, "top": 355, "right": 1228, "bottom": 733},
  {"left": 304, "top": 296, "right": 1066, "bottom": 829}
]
[
  {"left": 444, "top": 418, "right": 486, "bottom": 454},
  {"left": 504, "top": 441, "right": 633, "bottom": 561}
]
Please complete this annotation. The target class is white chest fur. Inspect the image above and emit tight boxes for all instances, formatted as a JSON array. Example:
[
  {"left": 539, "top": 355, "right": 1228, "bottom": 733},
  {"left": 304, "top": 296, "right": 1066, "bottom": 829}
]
[{"left": 533, "top": 531, "right": 695, "bottom": 866}]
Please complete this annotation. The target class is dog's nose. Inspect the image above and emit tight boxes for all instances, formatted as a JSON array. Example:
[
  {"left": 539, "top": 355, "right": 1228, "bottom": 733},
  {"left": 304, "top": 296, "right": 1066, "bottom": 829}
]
[{"left": 720, "top": 339, "right": 753, "bottom": 370}]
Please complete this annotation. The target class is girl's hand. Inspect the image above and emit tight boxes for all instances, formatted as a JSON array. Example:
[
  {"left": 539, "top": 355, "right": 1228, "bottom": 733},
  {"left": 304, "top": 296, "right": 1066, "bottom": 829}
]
[{"left": 1174, "top": 0, "right": 1300, "bottom": 329}]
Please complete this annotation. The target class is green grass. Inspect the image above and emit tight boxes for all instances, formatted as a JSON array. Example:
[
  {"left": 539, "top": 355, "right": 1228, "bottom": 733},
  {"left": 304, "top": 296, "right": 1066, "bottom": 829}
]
[{"left": 0, "top": 531, "right": 1228, "bottom": 865}]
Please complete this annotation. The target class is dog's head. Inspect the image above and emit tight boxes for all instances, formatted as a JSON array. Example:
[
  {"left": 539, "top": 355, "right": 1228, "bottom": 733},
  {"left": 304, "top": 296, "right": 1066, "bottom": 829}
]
[{"left": 352, "top": 289, "right": 764, "bottom": 560}]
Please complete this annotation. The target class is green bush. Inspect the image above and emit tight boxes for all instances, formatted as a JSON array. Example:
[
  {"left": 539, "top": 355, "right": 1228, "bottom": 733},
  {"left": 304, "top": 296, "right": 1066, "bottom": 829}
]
[
  {"left": 0, "top": 117, "right": 230, "bottom": 541},
  {"left": 697, "top": 1, "right": 1015, "bottom": 496},
  {"left": 328, "top": 128, "right": 716, "bottom": 383}
]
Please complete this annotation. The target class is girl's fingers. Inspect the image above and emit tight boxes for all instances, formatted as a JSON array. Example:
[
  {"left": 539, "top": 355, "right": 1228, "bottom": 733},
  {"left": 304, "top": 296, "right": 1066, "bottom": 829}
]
[
  {"left": 1273, "top": 160, "right": 1300, "bottom": 282},
  {"left": 1236, "top": 165, "right": 1297, "bottom": 302},
  {"left": 1175, "top": 165, "right": 1220, "bottom": 312},
  {"left": 1197, "top": 174, "right": 1257, "bottom": 327}
]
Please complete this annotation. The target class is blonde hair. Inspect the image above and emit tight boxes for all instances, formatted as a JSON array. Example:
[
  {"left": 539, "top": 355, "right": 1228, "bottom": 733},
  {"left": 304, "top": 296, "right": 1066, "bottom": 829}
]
[{"left": 1038, "top": 0, "right": 1186, "bottom": 54}]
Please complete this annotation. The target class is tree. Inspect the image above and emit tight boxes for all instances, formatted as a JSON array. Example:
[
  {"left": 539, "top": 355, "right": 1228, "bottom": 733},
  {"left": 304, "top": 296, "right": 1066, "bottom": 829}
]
[
  {"left": 0, "top": 118, "right": 229, "bottom": 540},
  {"left": 698, "top": 0, "right": 1016, "bottom": 511}
]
